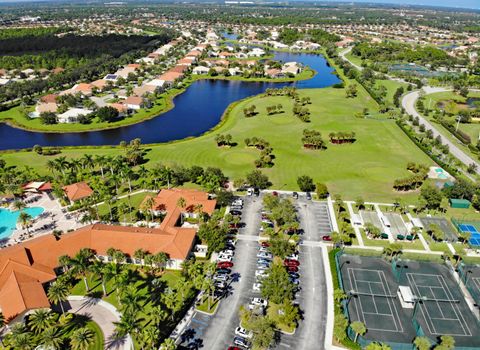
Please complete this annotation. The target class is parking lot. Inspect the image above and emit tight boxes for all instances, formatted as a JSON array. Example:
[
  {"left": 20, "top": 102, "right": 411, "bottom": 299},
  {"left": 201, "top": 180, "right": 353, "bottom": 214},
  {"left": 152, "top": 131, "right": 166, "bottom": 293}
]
[{"left": 297, "top": 198, "right": 333, "bottom": 241}]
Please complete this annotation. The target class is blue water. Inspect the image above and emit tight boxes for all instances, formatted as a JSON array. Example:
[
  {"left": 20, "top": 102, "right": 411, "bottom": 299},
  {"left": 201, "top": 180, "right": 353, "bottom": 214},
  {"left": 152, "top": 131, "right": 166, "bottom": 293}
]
[
  {"left": 0, "top": 207, "right": 44, "bottom": 240},
  {"left": 0, "top": 51, "right": 340, "bottom": 150}
]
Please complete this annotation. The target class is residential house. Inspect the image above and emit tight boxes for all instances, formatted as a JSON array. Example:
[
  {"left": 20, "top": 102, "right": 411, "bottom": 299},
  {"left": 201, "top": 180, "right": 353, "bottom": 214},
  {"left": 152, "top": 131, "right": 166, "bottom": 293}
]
[
  {"left": 91, "top": 79, "right": 108, "bottom": 91},
  {"left": 265, "top": 68, "right": 284, "bottom": 78},
  {"left": 57, "top": 108, "right": 93, "bottom": 124},
  {"left": 193, "top": 66, "right": 210, "bottom": 75},
  {"left": 133, "top": 84, "right": 158, "bottom": 97},
  {"left": 70, "top": 83, "right": 93, "bottom": 96},
  {"left": 125, "top": 96, "right": 145, "bottom": 110},
  {"left": 282, "top": 62, "right": 302, "bottom": 75}
]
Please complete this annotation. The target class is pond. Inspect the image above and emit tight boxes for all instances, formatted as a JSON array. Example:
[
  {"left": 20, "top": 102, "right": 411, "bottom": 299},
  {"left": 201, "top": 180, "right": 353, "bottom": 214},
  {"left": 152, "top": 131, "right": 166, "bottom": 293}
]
[{"left": 0, "top": 51, "right": 341, "bottom": 150}]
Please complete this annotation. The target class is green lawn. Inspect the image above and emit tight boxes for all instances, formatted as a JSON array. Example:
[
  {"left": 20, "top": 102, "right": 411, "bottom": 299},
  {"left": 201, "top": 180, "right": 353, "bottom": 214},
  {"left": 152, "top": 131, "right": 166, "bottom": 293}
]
[
  {"left": 267, "top": 302, "right": 296, "bottom": 334},
  {"left": 374, "top": 79, "right": 408, "bottom": 104},
  {"left": 96, "top": 191, "right": 153, "bottom": 217},
  {"left": 1, "top": 87, "right": 433, "bottom": 202},
  {"left": 86, "top": 320, "right": 105, "bottom": 350}
]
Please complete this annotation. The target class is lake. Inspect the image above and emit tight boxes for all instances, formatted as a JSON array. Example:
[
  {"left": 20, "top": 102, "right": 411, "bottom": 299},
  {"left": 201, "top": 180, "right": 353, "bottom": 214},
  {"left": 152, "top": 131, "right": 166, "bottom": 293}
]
[{"left": 0, "top": 51, "right": 340, "bottom": 150}]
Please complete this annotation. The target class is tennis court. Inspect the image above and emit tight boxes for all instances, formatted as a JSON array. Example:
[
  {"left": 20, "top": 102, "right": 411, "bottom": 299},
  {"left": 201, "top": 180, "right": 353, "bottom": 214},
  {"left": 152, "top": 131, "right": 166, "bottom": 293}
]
[
  {"left": 458, "top": 264, "right": 480, "bottom": 307},
  {"left": 337, "top": 254, "right": 480, "bottom": 348},
  {"left": 456, "top": 222, "right": 480, "bottom": 247},
  {"left": 360, "top": 211, "right": 383, "bottom": 231},
  {"left": 407, "top": 272, "right": 472, "bottom": 336},
  {"left": 420, "top": 217, "right": 458, "bottom": 242},
  {"left": 385, "top": 213, "right": 408, "bottom": 237},
  {"left": 338, "top": 255, "right": 415, "bottom": 344}
]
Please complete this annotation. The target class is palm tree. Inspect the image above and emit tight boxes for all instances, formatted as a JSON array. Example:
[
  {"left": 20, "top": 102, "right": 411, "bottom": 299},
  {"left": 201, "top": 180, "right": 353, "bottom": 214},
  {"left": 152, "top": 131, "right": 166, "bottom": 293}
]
[
  {"left": 47, "top": 280, "right": 69, "bottom": 314},
  {"left": 149, "top": 305, "right": 168, "bottom": 327},
  {"left": 202, "top": 278, "right": 215, "bottom": 310},
  {"left": 12, "top": 199, "right": 26, "bottom": 211},
  {"left": 141, "top": 196, "right": 156, "bottom": 227},
  {"left": 350, "top": 321, "right": 366, "bottom": 342},
  {"left": 154, "top": 252, "right": 169, "bottom": 271},
  {"left": 28, "top": 309, "right": 54, "bottom": 334},
  {"left": 333, "top": 289, "right": 347, "bottom": 304},
  {"left": 18, "top": 211, "right": 32, "bottom": 234},
  {"left": 70, "top": 248, "right": 94, "bottom": 291},
  {"left": 71, "top": 327, "right": 94, "bottom": 350},
  {"left": 177, "top": 197, "right": 187, "bottom": 224},
  {"left": 439, "top": 335, "right": 455, "bottom": 349},
  {"left": 40, "top": 327, "right": 63, "bottom": 349},
  {"left": 414, "top": 336, "right": 431, "bottom": 350},
  {"left": 8, "top": 331, "right": 34, "bottom": 349},
  {"left": 161, "top": 338, "right": 177, "bottom": 350}
]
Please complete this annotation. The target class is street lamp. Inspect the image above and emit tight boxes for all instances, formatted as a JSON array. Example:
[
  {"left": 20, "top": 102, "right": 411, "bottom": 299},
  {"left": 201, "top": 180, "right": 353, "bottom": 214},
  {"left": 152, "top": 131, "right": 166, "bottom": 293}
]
[
  {"left": 395, "top": 262, "right": 409, "bottom": 283},
  {"left": 413, "top": 296, "right": 427, "bottom": 319},
  {"left": 464, "top": 269, "right": 473, "bottom": 285}
]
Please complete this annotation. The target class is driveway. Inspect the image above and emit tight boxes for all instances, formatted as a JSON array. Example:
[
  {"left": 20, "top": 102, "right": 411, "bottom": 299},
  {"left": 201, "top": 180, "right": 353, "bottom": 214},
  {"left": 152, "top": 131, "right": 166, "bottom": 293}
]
[
  {"left": 185, "top": 195, "right": 262, "bottom": 350},
  {"left": 402, "top": 87, "right": 480, "bottom": 174},
  {"left": 66, "top": 296, "right": 133, "bottom": 350}
]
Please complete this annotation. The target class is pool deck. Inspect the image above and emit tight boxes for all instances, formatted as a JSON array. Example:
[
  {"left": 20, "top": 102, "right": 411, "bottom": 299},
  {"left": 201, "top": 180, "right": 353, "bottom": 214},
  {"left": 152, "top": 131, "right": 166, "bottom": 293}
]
[{"left": 2, "top": 193, "right": 84, "bottom": 247}]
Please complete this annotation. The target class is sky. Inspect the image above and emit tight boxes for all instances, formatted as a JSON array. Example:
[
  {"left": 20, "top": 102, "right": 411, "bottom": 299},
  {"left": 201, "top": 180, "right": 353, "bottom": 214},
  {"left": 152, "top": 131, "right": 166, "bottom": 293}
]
[{"left": 327, "top": 0, "right": 480, "bottom": 10}]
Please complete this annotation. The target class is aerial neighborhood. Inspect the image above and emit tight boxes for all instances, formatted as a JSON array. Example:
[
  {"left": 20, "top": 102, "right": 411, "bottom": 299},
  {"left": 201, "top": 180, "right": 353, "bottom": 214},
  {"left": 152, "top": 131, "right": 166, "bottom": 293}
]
[{"left": 0, "top": 2, "right": 480, "bottom": 350}]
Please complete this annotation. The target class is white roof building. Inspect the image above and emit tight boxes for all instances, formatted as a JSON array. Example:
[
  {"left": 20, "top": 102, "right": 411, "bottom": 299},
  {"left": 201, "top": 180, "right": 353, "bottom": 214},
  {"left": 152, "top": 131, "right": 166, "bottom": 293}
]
[{"left": 58, "top": 108, "right": 93, "bottom": 124}]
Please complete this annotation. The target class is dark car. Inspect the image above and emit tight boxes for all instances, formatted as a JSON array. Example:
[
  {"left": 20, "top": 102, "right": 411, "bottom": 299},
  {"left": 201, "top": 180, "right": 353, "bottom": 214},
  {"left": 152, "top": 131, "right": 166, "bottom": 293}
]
[
  {"left": 230, "top": 210, "right": 242, "bottom": 216},
  {"left": 217, "top": 261, "right": 234, "bottom": 269},
  {"left": 254, "top": 188, "right": 260, "bottom": 196},
  {"left": 306, "top": 192, "right": 312, "bottom": 200},
  {"left": 233, "top": 336, "right": 251, "bottom": 348},
  {"left": 228, "top": 347, "right": 242, "bottom": 350},
  {"left": 272, "top": 191, "right": 278, "bottom": 196},
  {"left": 287, "top": 265, "right": 299, "bottom": 273},
  {"left": 260, "top": 241, "right": 270, "bottom": 248},
  {"left": 322, "top": 235, "right": 332, "bottom": 241},
  {"left": 284, "top": 259, "right": 300, "bottom": 267},
  {"left": 217, "top": 268, "right": 232, "bottom": 275},
  {"left": 292, "top": 191, "right": 298, "bottom": 199},
  {"left": 289, "top": 272, "right": 300, "bottom": 279}
]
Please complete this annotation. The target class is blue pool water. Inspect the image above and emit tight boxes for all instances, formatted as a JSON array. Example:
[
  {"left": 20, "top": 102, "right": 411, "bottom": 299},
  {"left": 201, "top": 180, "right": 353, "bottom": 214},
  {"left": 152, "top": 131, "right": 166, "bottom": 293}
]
[{"left": 0, "top": 207, "right": 44, "bottom": 240}]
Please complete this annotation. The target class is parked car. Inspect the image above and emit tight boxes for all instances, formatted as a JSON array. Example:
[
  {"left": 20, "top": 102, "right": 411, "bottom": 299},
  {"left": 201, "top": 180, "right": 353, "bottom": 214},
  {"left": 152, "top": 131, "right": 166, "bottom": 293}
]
[
  {"left": 255, "top": 270, "right": 269, "bottom": 278},
  {"left": 247, "top": 188, "right": 254, "bottom": 196},
  {"left": 233, "top": 336, "right": 251, "bottom": 349},
  {"left": 217, "top": 268, "right": 232, "bottom": 275},
  {"left": 284, "top": 259, "right": 300, "bottom": 267},
  {"left": 228, "top": 347, "right": 241, "bottom": 350},
  {"left": 257, "top": 252, "right": 273, "bottom": 259},
  {"left": 227, "top": 239, "right": 236, "bottom": 246},
  {"left": 292, "top": 192, "right": 298, "bottom": 199},
  {"left": 257, "top": 258, "right": 271, "bottom": 265},
  {"left": 217, "top": 255, "right": 233, "bottom": 263},
  {"left": 235, "top": 327, "right": 253, "bottom": 339},
  {"left": 230, "top": 206, "right": 243, "bottom": 211},
  {"left": 260, "top": 241, "right": 270, "bottom": 248},
  {"left": 232, "top": 199, "right": 243, "bottom": 206},
  {"left": 217, "top": 261, "right": 234, "bottom": 269},
  {"left": 322, "top": 235, "right": 332, "bottom": 241},
  {"left": 213, "top": 274, "right": 229, "bottom": 282},
  {"left": 250, "top": 297, "right": 268, "bottom": 308},
  {"left": 221, "top": 249, "right": 235, "bottom": 256},
  {"left": 289, "top": 277, "right": 300, "bottom": 285},
  {"left": 286, "top": 265, "right": 299, "bottom": 273},
  {"left": 272, "top": 191, "right": 278, "bottom": 196},
  {"left": 230, "top": 210, "right": 242, "bottom": 216},
  {"left": 286, "top": 253, "right": 299, "bottom": 261},
  {"left": 257, "top": 263, "right": 270, "bottom": 270},
  {"left": 254, "top": 188, "right": 260, "bottom": 196},
  {"left": 252, "top": 282, "right": 262, "bottom": 292},
  {"left": 306, "top": 192, "right": 312, "bottom": 200},
  {"left": 289, "top": 272, "right": 300, "bottom": 279},
  {"left": 258, "top": 247, "right": 270, "bottom": 253},
  {"left": 215, "top": 281, "right": 228, "bottom": 289}
]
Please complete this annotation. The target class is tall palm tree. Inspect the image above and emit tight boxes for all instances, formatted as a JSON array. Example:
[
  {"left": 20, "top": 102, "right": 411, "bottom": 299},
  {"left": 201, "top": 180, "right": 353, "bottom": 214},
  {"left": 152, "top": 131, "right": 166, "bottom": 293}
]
[
  {"left": 28, "top": 309, "right": 54, "bottom": 334},
  {"left": 18, "top": 211, "right": 32, "bottom": 234},
  {"left": 414, "top": 336, "right": 431, "bottom": 350},
  {"left": 141, "top": 196, "right": 156, "bottom": 227},
  {"left": 350, "top": 321, "right": 366, "bottom": 343},
  {"left": 71, "top": 327, "right": 94, "bottom": 350},
  {"left": 177, "top": 197, "right": 186, "bottom": 224},
  {"left": 138, "top": 325, "right": 159, "bottom": 350},
  {"left": 70, "top": 248, "right": 94, "bottom": 291},
  {"left": 12, "top": 199, "right": 26, "bottom": 211},
  {"left": 202, "top": 278, "right": 215, "bottom": 310},
  {"left": 47, "top": 280, "right": 69, "bottom": 314}
]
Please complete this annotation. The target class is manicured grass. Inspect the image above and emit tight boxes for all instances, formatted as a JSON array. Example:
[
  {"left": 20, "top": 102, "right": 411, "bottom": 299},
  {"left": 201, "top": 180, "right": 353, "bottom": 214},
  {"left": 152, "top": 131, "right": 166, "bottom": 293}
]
[
  {"left": 373, "top": 79, "right": 408, "bottom": 104},
  {"left": 1, "top": 87, "right": 433, "bottom": 202},
  {"left": 421, "top": 232, "right": 450, "bottom": 253},
  {"left": 344, "top": 51, "right": 364, "bottom": 69},
  {"left": 86, "top": 320, "right": 105, "bottom": 350},
  {"left": 196, "top": 296, "right": 220, "bottom": 314},
  {"left": 96, "top": 191, "right": 153, "bottom": 217},
  {"left": 267, "top": 302, "right": 296, "bottom": 334},
  {"left": 359, "top": 229, "right": 425, "bottom": 250}
]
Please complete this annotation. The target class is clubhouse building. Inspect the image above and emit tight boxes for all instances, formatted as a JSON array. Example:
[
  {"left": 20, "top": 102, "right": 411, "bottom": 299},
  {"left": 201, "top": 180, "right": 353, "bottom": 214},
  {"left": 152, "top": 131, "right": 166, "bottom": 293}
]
[{"left": 0, "top": 189, "right": 216, "bottom": 323}]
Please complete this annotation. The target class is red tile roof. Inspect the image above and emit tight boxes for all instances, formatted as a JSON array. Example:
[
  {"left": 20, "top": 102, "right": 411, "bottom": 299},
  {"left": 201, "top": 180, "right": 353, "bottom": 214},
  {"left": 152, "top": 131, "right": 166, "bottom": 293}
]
[{"left": 63, "top": 182, "right": 93, "bottom": 202}]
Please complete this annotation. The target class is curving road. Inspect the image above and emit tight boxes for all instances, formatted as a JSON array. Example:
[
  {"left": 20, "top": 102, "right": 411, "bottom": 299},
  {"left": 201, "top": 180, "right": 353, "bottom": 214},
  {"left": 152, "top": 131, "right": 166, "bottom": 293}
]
[
  {"left": 66, "top": 296, "right": 133, "bottom": 350},
  {"left": 402, "top": 87, "right": 480, "bottom": 175},
  {"left": 339, "top": 47, "right": 363, "bottom": 71}
]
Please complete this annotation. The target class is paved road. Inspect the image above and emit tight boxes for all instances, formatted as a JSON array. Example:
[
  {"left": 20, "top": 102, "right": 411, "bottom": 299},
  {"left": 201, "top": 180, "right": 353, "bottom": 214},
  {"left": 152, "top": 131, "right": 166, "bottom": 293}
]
[
  {"left": 339, "top": 47, "right": 363, "bottom": 71},
  {"left": 66, "top": 296, "right": 133, "bottom": 350},
  {"left": 402, "top": 87, "right": 480, "bottom": 174},
  {"left": 197, "top": 195, "right": 263, "bottom": 350},
  {"left": 279, "top": 200, "right": 328, "bottom": 350}
]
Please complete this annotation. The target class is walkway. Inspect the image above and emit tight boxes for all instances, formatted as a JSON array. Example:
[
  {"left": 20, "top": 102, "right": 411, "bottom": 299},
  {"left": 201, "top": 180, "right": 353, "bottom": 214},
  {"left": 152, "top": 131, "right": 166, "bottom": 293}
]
[
  {"left": 66, "top": 296, "right": 133, "bottom": 350},
  {"left": 401, "top": 87, "right": 480, "bottom": 174}
]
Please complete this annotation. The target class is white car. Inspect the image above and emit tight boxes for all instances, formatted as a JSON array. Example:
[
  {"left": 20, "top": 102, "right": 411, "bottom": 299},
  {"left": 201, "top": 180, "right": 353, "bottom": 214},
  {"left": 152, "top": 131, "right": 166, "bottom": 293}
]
[
  {"left": 221, "top": 249, "right": 235, "bottom": 257},
  {"left": 250, "top": 297, "right": 268, "bottom": 308},
  {"left": 255, "top": 270, "right": 269, "bottom": 278},
  {"left": 286, "top": 253, "right": 299, "bottom": 261},
  {"left": 226, "top": 239, "right": 236, "bottom": 246},
  {"left": 253, "top": 282, "right": 262, "bottom": 292},
  {"left": 213, "top": 274, "right": 229, "bottom": 282},
  {"left": 232, "top": 199, "right": 244, "bottom": 206},
  {"left": 217, "top": 255, "right": 232, "bottom": 262},
  {"left": 257, "top": 252, "right": 273, "bottom": 259},
  {"left": 235, "top": 326, "right": 253, "bottom": 339},
  {"left": 258, "top": 247, "right": 270, "bottom": 253},
  {"left": 247, "top": 188, "right": 254, "bottom": 196}
]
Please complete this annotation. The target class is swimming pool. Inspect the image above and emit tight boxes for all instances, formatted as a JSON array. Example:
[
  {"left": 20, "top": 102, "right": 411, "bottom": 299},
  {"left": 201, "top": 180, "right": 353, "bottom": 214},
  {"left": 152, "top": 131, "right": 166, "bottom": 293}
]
[{"left": 0, "top": 207, "right": 44, "bottom": 240}]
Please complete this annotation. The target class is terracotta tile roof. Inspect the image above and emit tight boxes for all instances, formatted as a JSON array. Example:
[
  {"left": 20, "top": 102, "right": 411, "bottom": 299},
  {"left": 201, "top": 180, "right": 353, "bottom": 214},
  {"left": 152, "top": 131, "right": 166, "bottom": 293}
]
[
  {"left": 170, "top": 65, "right": 189, "bottom": 73},
  {"left": 158, "top": 71, "right": 184, "bottom": 82},
  {"left": 63, "top": 181, "right": 93, "bottom": 202},
  {"left": 186, "top": 50, "right": 202, "bottom": 57},
  {"left": 125, "top": 96, "right": 144, "bottom": 106},
  {"left": 73, "top": 83, "right": 93, "bottom": 92},
  {"left": 40, "top": 94, "right": 58, "bottom": 104},
  {"left": 0, "top": 221, "right": 196, "bottom": 321},
  {"left": 91, "top": 79, "right": 107, "bottom": 89}
]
